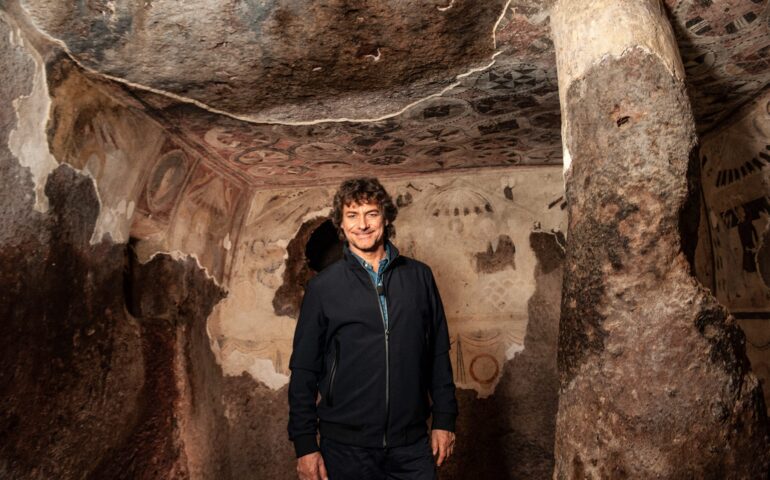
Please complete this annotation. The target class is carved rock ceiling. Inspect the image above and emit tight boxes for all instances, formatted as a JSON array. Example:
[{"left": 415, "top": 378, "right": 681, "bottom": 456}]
[{"left": 22, "top": 0, "right": 770, "bottom": 187}]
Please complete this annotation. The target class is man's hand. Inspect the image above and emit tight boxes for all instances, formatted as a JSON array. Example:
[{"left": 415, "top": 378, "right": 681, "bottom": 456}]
[
  {"left": 431, "top": 429, "right": 456, "bottom": 467},
  {"left": 297, "top": 452, "right": 328, "bottom": 480}
]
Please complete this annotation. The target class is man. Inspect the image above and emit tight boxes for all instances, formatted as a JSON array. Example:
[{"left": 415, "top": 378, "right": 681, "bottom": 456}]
[{"left": 288, "top": 177, "right": 458, "bottom": 480}]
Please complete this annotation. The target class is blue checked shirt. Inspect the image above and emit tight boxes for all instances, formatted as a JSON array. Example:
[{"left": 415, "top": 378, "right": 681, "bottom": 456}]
[{"left": 351, "top": 243, "right": 391, "bottom": 330}]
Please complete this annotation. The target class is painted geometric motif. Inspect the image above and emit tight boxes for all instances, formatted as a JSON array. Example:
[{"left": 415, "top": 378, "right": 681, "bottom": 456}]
[
  {"left": 666, "top": 0, "right": 770, "bottom": 130},
  {"left": 699, "top": 94, "right": 770, "bottom": 315}
]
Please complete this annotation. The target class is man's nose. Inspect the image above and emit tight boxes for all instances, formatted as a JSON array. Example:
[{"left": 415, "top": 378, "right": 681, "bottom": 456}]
[{"left": 356, "top": 215, "right": 369, "bottom": 230}]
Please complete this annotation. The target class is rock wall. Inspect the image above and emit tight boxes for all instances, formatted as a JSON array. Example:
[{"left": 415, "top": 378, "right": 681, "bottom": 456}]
[
  {"left": 0, "top": 10, "right": 233, "bottom": 479},
  {"left": 0, "top": 11, "right": 142, "bottom": 478},
  {"left": 551, "top": 0, "right": 769, "bottom": 476},
  {"left": 19, "top": 0, "right": 508, "bottom": 122},
  {"left": 697, "top": 88, "right": 770, "bottom": 414}
]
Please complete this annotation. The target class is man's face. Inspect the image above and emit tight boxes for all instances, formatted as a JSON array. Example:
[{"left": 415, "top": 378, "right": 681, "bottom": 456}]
[{"left": 341, "top": 199, "right": 387, "bottom": 256}]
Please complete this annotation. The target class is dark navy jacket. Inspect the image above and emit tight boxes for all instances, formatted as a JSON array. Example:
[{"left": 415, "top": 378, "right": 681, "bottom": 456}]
[{"left": 287, "top": 244, "right": 458, "bottom": 457}]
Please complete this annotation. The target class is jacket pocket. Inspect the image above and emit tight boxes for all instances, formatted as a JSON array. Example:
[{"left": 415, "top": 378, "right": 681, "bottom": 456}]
[{"left": 327, "top": 337, "right": 340, "bottom": 407}]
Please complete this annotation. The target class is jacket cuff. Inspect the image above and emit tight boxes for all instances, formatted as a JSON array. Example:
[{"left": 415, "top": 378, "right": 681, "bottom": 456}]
[
  {"left": 293, "top": 434, "right": 320, "bottom": 458},
  {"left": 431, "top": 412, "right": 456, "bottom": 432}
]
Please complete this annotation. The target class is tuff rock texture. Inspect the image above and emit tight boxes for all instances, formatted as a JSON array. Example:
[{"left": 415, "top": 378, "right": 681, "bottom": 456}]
[
  {"left": 222, "top": 376, "right": 295, "bottom": 479},
  {"left": 98, "top": 252, "right": 230, "bottom": 480},
  {"left": 20, "top": 0, "right": 507, "bottom": 122},
  {"left": 556, "top": 47, "right": 770, "bottom": 478},
  {"left": 0, "top": 15, "right": 231, "bottom": 476},
  {"left": 0, "top": 12, "right": 144, "bottom": 476}
]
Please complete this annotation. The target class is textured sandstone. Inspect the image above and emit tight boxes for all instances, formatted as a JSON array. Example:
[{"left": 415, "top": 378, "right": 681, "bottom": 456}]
[
  {"left": 552, "top": 0, "right": 770, "bottom": 473},
  {"left": 20, "top": 0, "right": 507, "bottom": 122},
  {"left": 0, "top": 12, "right": 144, "bottom": 476}
]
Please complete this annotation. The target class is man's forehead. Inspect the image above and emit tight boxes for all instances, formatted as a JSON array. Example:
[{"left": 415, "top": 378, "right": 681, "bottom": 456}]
[{"left": 343, "top": 199, "right": 381, "bottom": 210}]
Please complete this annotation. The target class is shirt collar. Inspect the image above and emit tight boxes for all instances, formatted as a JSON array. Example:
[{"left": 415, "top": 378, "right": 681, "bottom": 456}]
[{"left": 351, "top": 242, "right": 391, "bottom": 272}]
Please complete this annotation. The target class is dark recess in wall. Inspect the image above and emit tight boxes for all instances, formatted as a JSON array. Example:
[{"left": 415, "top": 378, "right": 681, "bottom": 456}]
[
  {"left": 680, "top": 148, "right": 702, "bottom": 275},
  {"left": 305, "top": 219, "right": 343, "bottom": 273},
  {"left": 273, "top": 216, "right": 331, "bottom": 318}
]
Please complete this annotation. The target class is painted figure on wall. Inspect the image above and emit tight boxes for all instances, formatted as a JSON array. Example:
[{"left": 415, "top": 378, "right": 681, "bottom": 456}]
[
  {"left": 288, "top": 177, "right": 458, "bottom": 480},
  {"left": 700, "top": 97, "right": 770, "bottom": 314}
]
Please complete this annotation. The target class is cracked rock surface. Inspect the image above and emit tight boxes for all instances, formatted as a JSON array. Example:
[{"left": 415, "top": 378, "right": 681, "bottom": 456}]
[{"left": 20, "top": 0, "right": 506, "bottom": 121}]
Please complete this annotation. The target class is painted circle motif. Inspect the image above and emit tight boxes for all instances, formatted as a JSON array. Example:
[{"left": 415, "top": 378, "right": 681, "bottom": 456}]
[
  {"left": 146, "top": 150, "right": 188, "bottom": 213},
  {"left": 347, "top": 119, "right": 401, "bottom": 135},
  {"left": 281, "top": 124, "right": 338, "bottom": 141},
  {"left": 469, "top": 353, "right": 499, "bottom": 385},
  {"left": 233, "top": 148, "right": 289, "bottom": 165},
  {"left": 472, "top": 64, "right": 553, "bottom": 95},
  {"left": 472, "top": 148, "right": 522, "bottom": 164},
  {"left": 471, "top": 94, "right": 540, "bottom": 117},
  {"left": 470, "top": 134, "right": 518, "bottom": 151},
  {"left": 414, "top": 144, "right": 468, "bottom": 160}
]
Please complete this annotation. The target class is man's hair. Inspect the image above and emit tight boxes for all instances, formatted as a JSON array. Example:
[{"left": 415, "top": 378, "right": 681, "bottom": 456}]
[{"left": 331, "top": 177, "right": 398, "bottom": 241}]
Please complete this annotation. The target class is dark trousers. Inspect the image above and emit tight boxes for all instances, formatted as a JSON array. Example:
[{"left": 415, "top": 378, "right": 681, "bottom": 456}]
[{"left": 320, "top": 435, "right": 437, "bottom": 480}]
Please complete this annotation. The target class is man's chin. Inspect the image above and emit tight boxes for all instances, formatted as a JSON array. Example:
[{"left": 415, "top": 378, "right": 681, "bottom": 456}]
[{"left": 350, "top": 241, "right": 382, "bottom": 253}]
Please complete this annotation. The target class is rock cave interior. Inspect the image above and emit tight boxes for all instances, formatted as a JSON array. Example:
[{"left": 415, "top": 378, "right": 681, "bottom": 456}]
[{"left": 2, "top": 0, "right": 770, "bottom": 478}]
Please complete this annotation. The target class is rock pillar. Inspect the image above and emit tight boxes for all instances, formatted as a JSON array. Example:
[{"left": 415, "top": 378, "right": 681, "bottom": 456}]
[{"left": 551, "top": 0, "right": 769, "bottom": 477}]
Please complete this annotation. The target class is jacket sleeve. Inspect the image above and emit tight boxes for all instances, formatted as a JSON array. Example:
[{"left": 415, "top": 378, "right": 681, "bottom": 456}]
[
  {"left": 287, "top": 280, "right": 327, "bottom": 457},
  {"left": 427, "top": 269, "right": 458, "bottom": 432}
]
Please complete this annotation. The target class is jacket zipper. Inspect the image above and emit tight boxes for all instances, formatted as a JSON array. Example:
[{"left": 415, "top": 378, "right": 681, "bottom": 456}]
[
  {"left": 372, "top": 263, "right": 394, "bottom": 448},
  {"left": 375, "top": 284, "right": 389, "bottom": 448},
  {"left": 353, "top": 251, "right": 398, "bottom": 449}
]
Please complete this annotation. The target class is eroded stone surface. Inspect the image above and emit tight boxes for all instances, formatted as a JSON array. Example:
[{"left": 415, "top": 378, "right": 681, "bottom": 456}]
[
  {"left": 222, "top": 376, "right": 295, "bottom": 479},
  {"left": 273, "top": 216, "right": 330, "bottom": 318},
  {"left": 0, "top": 162, "right": 144, "bottom": 479},
  {"left": 97, "top": 252, "right": 230, "bottom": 480},
  {"left": 0, "top": 13, "right": 144, "bottom": 477},
  {"left": 1, "top": 14, "right": 233, "bottom": 478},
  {"left": 20, "top": 0, "right": 507, "bottom": 122},
  {"left": 4, "top": 0, "right": 770, "bottom": 478},
  {"left": 556, "top": 45, "right": 770, "bottom": 477}
]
